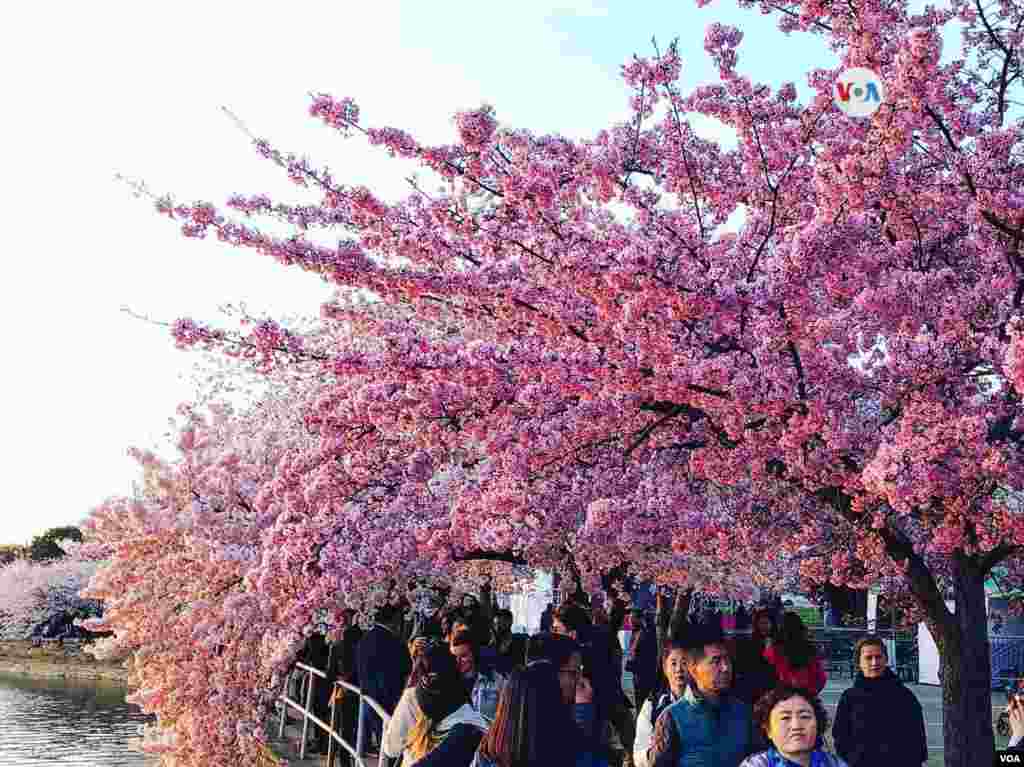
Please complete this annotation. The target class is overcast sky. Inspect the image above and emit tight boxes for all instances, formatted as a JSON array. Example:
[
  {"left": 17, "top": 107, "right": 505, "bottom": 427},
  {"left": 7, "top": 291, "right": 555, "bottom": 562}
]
[{"left": 2, "top": 1, "right": 953, "bottom": 545}]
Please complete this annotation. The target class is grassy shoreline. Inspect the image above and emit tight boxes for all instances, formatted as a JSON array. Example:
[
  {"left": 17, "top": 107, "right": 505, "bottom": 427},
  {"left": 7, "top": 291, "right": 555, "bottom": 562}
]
[{"left": 0, "top": 639, "right": 129, "bottom": 684}]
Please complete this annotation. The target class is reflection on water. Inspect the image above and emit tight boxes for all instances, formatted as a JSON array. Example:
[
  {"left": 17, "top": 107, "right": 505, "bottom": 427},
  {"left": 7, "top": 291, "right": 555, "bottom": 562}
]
[{"left": 0, "top": 673, "right": 157, "bottom": 766}]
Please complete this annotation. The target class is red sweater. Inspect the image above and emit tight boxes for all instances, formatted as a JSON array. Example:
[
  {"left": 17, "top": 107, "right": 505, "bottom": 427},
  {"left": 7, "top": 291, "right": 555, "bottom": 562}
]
[{"left": 763, "top": 644, "right": 827, "bottom": 694}]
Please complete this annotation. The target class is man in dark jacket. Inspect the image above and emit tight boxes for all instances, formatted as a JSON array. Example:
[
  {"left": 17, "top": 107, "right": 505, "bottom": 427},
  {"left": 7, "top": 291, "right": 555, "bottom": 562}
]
[
  {"left": 300, "top": 629, "right": 332, "bottom": 753},
  {"left": 540, "top": 602, "right": 555, "bottom": 633},
  {"left": 832, "top": 635, "right": 928, "bottom": 767},
  {"left": 356, "top": 603, "right": 412, "bottom": 752},
  {"left": 327, "top": 609, "right": 363, "bottom": 765},
  {"left": 629, "top": 610, "right": 659, "bottom": 709}
]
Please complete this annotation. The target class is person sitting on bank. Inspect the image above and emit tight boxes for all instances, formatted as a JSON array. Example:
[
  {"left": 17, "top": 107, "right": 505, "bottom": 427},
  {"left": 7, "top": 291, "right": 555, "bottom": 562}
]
[
  {"left": 738, "top": 685, "right": 848, "bottom": 767},
  {"left": 831, "top": 636, "right": 927, "bottom": 767},
  {"left": 648, "top": 624, "right": 755, "bottom": 767}
]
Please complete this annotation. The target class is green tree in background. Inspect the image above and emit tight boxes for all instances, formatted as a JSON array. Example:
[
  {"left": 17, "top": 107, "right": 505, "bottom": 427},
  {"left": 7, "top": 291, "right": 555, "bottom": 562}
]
[{"left": 28, "top": 526, "right": 83, "bottom": 562}]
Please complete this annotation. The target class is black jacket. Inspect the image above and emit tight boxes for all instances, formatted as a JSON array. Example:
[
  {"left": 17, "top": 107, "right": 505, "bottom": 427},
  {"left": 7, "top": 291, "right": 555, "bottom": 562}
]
[
  {"left": 356, "top": 624, "right": 412, "bottom": 714},
  {"left": 632, "top": 622, "right": 659, "bottom": 696},
  {"left": 832, "top": 669, "right": 928, "bottom": 767},
  {"left": 580, "top": 625, "right": 628, "bottom": 721},
  {"left": 731, "top": 636, "right": 777, "bottom": 706}
]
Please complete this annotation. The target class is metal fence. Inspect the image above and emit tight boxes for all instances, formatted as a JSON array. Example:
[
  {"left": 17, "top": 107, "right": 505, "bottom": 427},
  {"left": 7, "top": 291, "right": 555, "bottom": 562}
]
[
  {"left": 724, "top": 626, "right": 919, "bottom": 682},
  {"left": 809, "top": 626, "right": 920, "bottom": 683},
  {"left": 990, "top": 633, "right": 1024, "bottom": 690},
  {"left": 276, "top": 661, "right": 391, "bottom": 767}
]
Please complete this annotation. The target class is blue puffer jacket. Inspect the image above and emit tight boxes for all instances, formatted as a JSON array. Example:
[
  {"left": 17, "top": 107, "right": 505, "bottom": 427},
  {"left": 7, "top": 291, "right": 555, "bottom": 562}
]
[
  {"left": 664, "top": 689, "right": 751, "bottom": 767},
  {"left": 573, "top": 702, "right": 610, "bottom": 767}
]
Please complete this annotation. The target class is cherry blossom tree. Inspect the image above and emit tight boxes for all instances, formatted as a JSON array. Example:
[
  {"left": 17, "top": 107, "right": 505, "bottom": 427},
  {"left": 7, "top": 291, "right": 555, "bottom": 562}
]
[
  {"left": 79, "top": 382, "right": 323, "bottom": 765},
  {"left": 0, "top": 554, "right": 101, "bottom": 640},
  {"left": 107, "top": 0, "right": 1024, "bottom": 763}
]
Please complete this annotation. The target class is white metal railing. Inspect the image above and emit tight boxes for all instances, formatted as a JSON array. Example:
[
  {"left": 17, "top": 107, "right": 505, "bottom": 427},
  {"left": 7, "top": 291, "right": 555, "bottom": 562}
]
[{"left": 277, "top": 661, "right": 392, "bottom": 767}]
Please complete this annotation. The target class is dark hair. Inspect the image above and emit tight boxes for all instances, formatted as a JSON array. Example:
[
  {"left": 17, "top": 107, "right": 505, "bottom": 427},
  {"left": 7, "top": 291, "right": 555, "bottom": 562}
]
[
  {"left": 553, "top": 603, "right": 592, "bottom": 634},
  {"left": 504, "top": 634, "right": 529, "bottom": 669},
  {"left": 777, "top": 612, "right": 816, "bottom": 669},
  {"left": 525, "top": 632, "right": 580, "bottom": 667},
  {"left": 476, "top": 662, "right": 576, "bottom": 767},
  {"left": 444, "top": 608, "right": 472, "bottom": 640},
  {"left": 451, "top": 629, "right": 479, "bottom": 665},
  {"left": 751, "top": 608, "right": 776, "bottom": 642},
  {"left": 753, "top": 685, "right": 829, "bottom": 749},
  {"left": 678, "top": 622, "right": 727, "bottom": 664},
  {"left": 406, "top": 637, "right": 451, "bottom": 688},
  {"left": 408, "top": 644, "right": 468, "bottom": 760},
  {"left": 495, "top": 609, "right": 514, "bottom": 622},
  {"left": 374, "top": 603, "right": 402, "bottom": 625},
  {"left": 854, "top": 635, "right": 888, "bottom": 664}
]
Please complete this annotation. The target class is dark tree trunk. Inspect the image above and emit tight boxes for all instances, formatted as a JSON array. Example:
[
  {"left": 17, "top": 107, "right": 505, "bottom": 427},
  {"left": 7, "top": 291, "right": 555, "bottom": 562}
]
[
  {"left": 934, "top": 554, "right": 995, "bottom": 767},
  {"left": 669, "top": 588, "right": 694, "bottom": 638},
  {"left": 656, "top": 588, "right": 694, "bottom": 660}
]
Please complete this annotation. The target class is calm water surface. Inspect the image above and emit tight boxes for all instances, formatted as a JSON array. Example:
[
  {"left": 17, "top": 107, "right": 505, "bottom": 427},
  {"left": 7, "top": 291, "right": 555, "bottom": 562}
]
[{"left": 0, "top": 673, "right": 157, "bottom": 766}]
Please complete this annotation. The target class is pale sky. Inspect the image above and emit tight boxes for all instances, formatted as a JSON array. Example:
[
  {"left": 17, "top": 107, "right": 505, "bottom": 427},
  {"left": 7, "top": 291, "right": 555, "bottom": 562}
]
[{"left": 2, "top": 0, "right": 950, "bottom": 545}]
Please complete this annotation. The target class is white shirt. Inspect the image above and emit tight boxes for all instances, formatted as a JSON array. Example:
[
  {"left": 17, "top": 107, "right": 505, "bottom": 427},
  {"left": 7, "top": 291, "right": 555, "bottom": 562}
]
[{"left": 634, "top": 690, "right": 681, "bottom": 767}]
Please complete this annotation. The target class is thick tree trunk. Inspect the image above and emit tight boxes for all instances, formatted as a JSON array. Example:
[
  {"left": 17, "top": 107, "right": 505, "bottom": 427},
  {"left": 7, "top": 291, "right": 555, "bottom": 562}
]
[{"left": 935, "top": 555, "right": 995, "bottom": 767}]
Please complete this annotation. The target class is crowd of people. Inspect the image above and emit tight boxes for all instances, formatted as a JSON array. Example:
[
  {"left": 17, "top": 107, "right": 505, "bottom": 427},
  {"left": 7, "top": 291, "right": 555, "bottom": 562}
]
[{"left": 293, "top": 585, "right": 935, "bottom": 767}]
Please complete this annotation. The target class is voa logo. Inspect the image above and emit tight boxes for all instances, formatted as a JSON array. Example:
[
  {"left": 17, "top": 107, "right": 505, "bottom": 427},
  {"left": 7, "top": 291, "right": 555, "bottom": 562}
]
[
  {"left": 999, "top": 752, "right": 1022, "bottom": 764},
  {"left": 834, "top": 67, "right": 885, "bottom": 117}
]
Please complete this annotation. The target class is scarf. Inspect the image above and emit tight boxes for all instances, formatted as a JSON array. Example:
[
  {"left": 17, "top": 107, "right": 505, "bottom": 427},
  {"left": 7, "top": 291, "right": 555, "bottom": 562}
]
[{"left": 765, "top": 746, "right": 830, "bottom": 767}]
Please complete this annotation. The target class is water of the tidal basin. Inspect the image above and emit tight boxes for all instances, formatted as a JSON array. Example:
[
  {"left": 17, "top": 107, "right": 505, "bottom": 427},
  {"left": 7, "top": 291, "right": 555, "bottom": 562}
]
[{"left": 0, "top": 672, "right": 157, "bottom": 766}]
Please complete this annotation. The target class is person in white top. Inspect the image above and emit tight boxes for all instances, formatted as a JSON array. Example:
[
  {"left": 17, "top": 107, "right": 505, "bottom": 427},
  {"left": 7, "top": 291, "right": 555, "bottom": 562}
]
[
  {"left": 382, "top": 637, "right": 441, "bottom": 767},
  {"left": 633, "top": 638, "right": 688, "bottom": 767}
]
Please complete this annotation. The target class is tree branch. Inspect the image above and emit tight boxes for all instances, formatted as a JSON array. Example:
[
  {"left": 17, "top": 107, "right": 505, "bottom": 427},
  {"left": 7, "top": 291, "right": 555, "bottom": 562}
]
[{"left": 453, "top": 549, "right": 529, "bottom": 565}]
